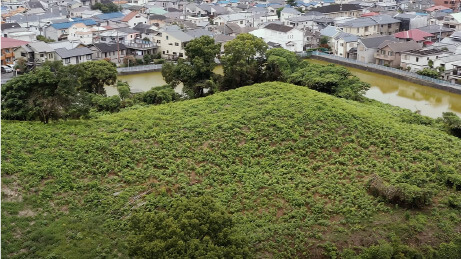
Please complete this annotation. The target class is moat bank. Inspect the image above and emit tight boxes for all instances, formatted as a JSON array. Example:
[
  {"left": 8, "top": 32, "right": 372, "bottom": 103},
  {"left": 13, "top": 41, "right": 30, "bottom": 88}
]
[{"left": 107, "top": 64, "right": 461, "bottom": 118}]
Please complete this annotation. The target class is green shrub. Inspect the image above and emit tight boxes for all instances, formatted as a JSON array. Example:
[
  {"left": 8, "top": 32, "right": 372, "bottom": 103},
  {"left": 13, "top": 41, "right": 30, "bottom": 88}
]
[
  {"left": 141, "top": 85, "right": 179, "bottom": 105},
  {"left": 446, "top": 174, "right": 461, "bottom": 190},
  {"left": 91, "top": 95, "right": 121, "bottom": 113},
  {"left": 367, "top": 174, "right": 432, "bottom": 208}
]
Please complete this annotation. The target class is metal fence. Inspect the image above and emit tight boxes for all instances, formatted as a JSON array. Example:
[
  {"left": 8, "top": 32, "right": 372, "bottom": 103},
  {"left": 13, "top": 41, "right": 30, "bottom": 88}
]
[
  {"left": 308, "top": 51, "right": 461, "bottom": 91},
  {"left": 117, "top": 64, "right": 163, "bottom": 73}
]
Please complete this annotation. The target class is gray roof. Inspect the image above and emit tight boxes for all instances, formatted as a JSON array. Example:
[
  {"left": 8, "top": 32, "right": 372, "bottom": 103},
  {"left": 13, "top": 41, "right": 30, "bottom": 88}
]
[
  {"left": 334, "top": 32, "right": 359, "bottom": 42},
  {"left": 186, "top": 28, "right": 213, "bottom": 38},
  {"left": 359, "top": 35, "right": 398, "bottom": 48},
  {"left": 28, "top": 42, "right": 55, "bottom": 52},
  {"left": 117, "top": 27, "right": 139, "bottom": 34},
  {"left": 340, "top": 17, "right": 376, "bottom": 28},
  {"left": 417, "top": 25, "right": 454, "bottom": 34},
  {"left": 370, "top": 14, "right": 400, "bottom": 25},
  {"left": 165, "top": 30, "right": 194, "bottom": 42},
  {"left": 264, "top": 23, "right": 294, "bottom": 33},
  {"left": 214, "top": 34, "right": 235, "bottom": 43},
  {"left": 378, "top": 40, "right": 421, "bottom": 52},
  {"left": 55, "top": 47, "right": 93, "bottom": 58},
  {"left": 281, "top": 8, "right": 301, "bottom": 15}
]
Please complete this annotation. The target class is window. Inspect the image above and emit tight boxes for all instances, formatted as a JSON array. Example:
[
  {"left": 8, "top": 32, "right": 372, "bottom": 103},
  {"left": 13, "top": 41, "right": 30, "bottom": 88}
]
[
  {"left": 86, "top": 54, "right": 92, "bottom": 59},
  {"left": 388, "top": 51, "right": 393, "bottom": 56},
  {"left": 173, "top": 52, "right": 177, "bottom": 55},
  {"left": 365, "top": 26, "right": 369, "bottom": 32},
  {"left": 179, "top": 53, "right": 183, "bottom": 57},
  {"left": 163, "top": 51, "right": 165, "bottom": 54},
  {"left": 6, "top": 58, "right": 10, "bottom": 62},
  {"left": 357, "top": 28, "right": 359, "bottom": 33},
  {"left": 48, "top": 54, "right": 53, "bottom": 58},
  {"left": 79, "top": 56, "right": 82, "bottom": 60},
  {"left": 167, "top": 50, "right": 169, "bottom": 53},
  {"left": 40, "top": 54, "right": 44, "bottom": 58},
  {"left": 240, "top": 21, "right": 243, "bottom": 24},
  {"left": 416, "top": 57, "right": 419, "bottom": 62},
  {"left": 166, "top": 36, "right": 169, "bottom": 40},
  {"left": 157, "top": 40, "right": 161, "bottom": 43},
  {"left": 175, "top": 42, "right": 179, "bottom": 46},
  {"left": 4, "top": 49, "right": 9, "bottom": 53},
  {"left": 64, "top": 58, "right": 70, "bottom": 64}
]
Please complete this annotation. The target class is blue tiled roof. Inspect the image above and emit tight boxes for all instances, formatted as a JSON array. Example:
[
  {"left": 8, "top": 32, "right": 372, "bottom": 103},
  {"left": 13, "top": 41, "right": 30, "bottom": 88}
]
[
  {"left": 95, "top": 12, "right": 124, "bottom": 20},
  {"left": 322, "top": 0, "right": 334, "bottom": 2},
  {"left": 51, "top": 19, "right": 97, "bottom": 29},
  {"left": 217, "top": 1, "right": 229, "bottom": 4},
  {"left": 255, "top": 4, "right": 267, "bottom": 7}
]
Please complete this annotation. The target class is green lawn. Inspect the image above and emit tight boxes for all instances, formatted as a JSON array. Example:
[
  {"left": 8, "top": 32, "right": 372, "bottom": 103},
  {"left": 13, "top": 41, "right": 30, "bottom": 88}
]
[{"left": 2, "top": 82, "right": 461, "bottom": 258}]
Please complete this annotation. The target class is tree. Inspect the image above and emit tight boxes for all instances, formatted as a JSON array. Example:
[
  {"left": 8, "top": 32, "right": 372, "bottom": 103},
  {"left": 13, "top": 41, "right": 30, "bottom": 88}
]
[
  {"left": 143, "top": 54, "right": 154, "bottom": 65},
  {"left": 428, "top": 59, "right": 434, "bottom": 68},
  {"left": 77, "top": 60, "right": 117, "bottom": 95},
  {"left": 123, "top": 55, "right": 136, "bottom": 67},
  {"left": 161, "top": 36, "right": 220, "bottom": 98},
  {"left": 117, "top": 81, "right": 131, "bottom": 100},
  {"left": 141, "top": 85, "right": 180, "bottom": 104},
  {"left": 276, "top": 7, "right": 284, "bottom": 19},
  {"left": 36, "top": 35, "right": 55, "bottom": 43},
  {"left": 221, "top": 33, "right": 268, "bottom": 90},
  {"left": 91, "top": 2, "right": 121, "bottom": 13},
  {"left": 288, "top": 63, "right": 369, "bottom": 101},
  {"left": 1, "top": 64, "right": 81, "bottom": 123},
  {"left": 265, "top": 48, "right": 300, "bottom": 81},
  {"left": 441, "top": 112, "right": 461, "bottom": 138},
  {"left": 320, "top": 36, "right": 330, "bottom": 49},
  {"left": 14, "top": 57, "right": 28, "bottom": 73},
  {"left": 127, "top": 196, "right": 251, "bottom": 258},
  {"left": 416, "top": 68, "right": 439, "bottom": 79}
]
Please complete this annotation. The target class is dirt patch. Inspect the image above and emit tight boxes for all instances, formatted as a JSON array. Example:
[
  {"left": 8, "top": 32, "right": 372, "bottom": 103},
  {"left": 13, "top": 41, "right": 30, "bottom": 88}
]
[
  {"left": 276, "top": 208, "right": 284, "bottom": 218},
  {"left": 18, "top": 209, "right": 37, "bottom": 217},
  {"left": 2, "top": 181, "right": 23, "bottom": 202}
]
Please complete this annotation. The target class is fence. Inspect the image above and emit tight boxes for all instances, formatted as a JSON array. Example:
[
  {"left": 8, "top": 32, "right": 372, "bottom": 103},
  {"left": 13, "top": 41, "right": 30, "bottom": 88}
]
[
  {"left": 308, "top": 51, "right": 461, "bottom": 91},
  {"left": 117, "top": 64, "right": 163, "bottom": 74}
]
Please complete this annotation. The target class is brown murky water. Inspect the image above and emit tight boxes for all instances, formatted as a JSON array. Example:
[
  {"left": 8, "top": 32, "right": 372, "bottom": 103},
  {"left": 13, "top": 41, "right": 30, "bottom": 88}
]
[{"left": 109, "top": 63, "right": 461, "bottom": 118}]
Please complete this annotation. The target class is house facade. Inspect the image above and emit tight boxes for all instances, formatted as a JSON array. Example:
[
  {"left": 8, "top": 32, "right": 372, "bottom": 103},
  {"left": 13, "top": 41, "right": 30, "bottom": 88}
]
[
  {"left": 374, "top": 40, "right": 421, "bottom": 67},
  {"left": 249, "top": 23, "right": 304, "bottom": 52},
  {"left": 55, "top": 47, "right": 93, "bottom": 65},
  {"left": 1, "top": 37, "right": 29, "bottom": 65},
  {"left": 400, "top": 49, "right": 449, "bottom": 71}
]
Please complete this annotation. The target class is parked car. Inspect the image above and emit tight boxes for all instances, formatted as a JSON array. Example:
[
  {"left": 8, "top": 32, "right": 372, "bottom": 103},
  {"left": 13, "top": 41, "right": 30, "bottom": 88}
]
[{"left": 1, "top": 65, "right": 13, "bottom": 73}]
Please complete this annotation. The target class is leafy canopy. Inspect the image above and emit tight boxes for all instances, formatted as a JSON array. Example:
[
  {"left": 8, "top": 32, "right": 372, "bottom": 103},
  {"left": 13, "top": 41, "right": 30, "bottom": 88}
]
[{"left": 127, "top": 196, "right": 251, "bottom": 258}]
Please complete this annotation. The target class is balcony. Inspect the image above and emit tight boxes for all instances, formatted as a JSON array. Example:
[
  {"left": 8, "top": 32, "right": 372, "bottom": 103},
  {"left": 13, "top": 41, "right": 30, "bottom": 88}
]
[{"left": 374, "top": 53, "right": 394, "bottom": 61}]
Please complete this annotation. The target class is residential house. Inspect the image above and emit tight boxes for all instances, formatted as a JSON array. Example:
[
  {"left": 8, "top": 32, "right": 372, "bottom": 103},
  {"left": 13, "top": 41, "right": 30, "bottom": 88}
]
[
  {"left": 14, "top": 41, "right": 56, "bottom": 65},
  {"left": 249, "top": 23, "right": 305, "bottom": 52},
  {"left": 332, "top": 32, "right": 359, "bottom": 58},
  {"left": 69, "top": 7, "right": 91, "bottom": 18},
  {"left": 338, "top": 15, "right": 401, "bottom": 37},
  {"left": 435, "top": 31, "right": 461, "bottom": 53},
  {"left": 357, "top": 35, "right": 398, "bottom": 63},
  {"left": 149, "top": 15, "right": 168, "bottom": 27},
  {"left": 432, "top": 0, "right": 461, "bottom": 11},
  {"left": 309, "top": 4, "right": 363, "bottom": 18},
  {"left": 442, "top": 13, "right": 461, "bottom": 30},
  {"left": 446, "top": 61, "right": 461, "bottom": 84},
  {"left": 280, "top": 7, "right": 302, "bottom": 23},
  {"left": 88, "top": 42, "right": 127, "bottom": 64},
  {"left": 214, "top": 13, "right": 248, "bottom": 27},
  {"left": 44, "top": 19, "right": 97, "bottom": 41},
  {"left": 394, "top": 29, "right": 434, "bottom": 46},
  {"left": 156, "top": 26, "right": 194, "bottom": 59},
  {"left": 400, "top": 48, "right": 449, "bottom": 71},
  {"left": 434, "top": 54, "right": 461, "bottom": 81},
  {"left": 121, "top": 11, "right": 148, "bottom": 27},
  {"left": 1, "top": 37, "right": 29, "bottom": 65},
  {"left": 417, "top": 25, "right": 454, "bottom": 42},
  {"left": 374, "top": 40, "right": 421, "bottom": 67},
  {"left": 394, "top": 13, "right": 428, "bottom": 31},
  {"left": 55, "top": 47, "right": 93, "bottom": 65},
  {"left": 67, "top": 23, "right": 94, "bottom": 45},
  {"left": 124, "top": 39, "right": 158, "bottom": 59}
]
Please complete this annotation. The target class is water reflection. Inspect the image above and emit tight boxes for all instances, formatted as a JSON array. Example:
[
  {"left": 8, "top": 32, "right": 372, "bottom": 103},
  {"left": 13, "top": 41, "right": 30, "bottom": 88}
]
[{"left": 108, "top": 61, "right": 461, "bottom": 118}]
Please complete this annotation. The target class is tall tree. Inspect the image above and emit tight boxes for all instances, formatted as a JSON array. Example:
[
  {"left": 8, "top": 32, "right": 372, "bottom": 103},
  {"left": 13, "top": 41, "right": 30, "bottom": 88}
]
[
  {"left": 127, "top": 196, "right": 251, "bottom": 258},
  {"left": 161, "top": 36, "right": 220, "bottom": 98},
  {"left": 77, "top": 60, "right": 117, "bottom": 95},
  {"left": 265, "top": 48, "right": 300, "bottom": 81},
  {"left": 1, "top": 64, "right": 81, "bottom": 123},
  {"left": 220, "top": 33, "right": 268, "bottom": 90}
]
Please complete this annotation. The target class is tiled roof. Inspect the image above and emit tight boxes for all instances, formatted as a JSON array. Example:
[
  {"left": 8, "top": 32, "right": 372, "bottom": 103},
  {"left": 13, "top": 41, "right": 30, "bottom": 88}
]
[
  {"left": 378, "top": 40, "right": 421, "bottom": 52},
  {"left": 121, "top": 11, "right": 138, "bottom": 22},
  {"left": 264, "top": 23, "right": 293, "bottom": 33},
  {"left": 94, "top": 12, "right": 124, "bottom": 20},
  {"left": 55, "top": 47, "right": 93, "bottom": 58},
  {"left": 1, "top": 37, "right": 29, "bottom": 49},
  {"left": 51, "top": 19, "right": 97, "bottom": 29},
  {"left": 359, "top": 35, "right": 397, "bottom": 48},
  {"left": 394, "top": 29, "right": 434, "bottom": 41},
  {"left": 93, "top": 42, "right": 127, "bottom": 52},
  {"left": 310, "top": 4, "right": 362, "bottom": 14}
]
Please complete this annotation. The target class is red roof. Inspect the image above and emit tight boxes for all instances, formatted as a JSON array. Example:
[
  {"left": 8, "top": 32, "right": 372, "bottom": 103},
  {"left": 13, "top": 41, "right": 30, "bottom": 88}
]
[
  {"left": 361, "top": 12, "right": 379, "bottom": 17},
  {"left": 394, "top": 29, "right": 434, "bottom": 42},
  {"left": 1, "top": 37, "right": 29, "bottom": 49},
  {"left": 121, "top": 11, "right": 138, "bottom": 22},
  {"left": 425, "top": 5, "right": 450, "bottom": 12}
]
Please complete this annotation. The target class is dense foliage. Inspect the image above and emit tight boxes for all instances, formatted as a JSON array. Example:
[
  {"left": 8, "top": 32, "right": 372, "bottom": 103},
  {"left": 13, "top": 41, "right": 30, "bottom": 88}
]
[
  {"left": 2, "top": 83, "right": 461, "bottom": 258},
  {"left": 416, "top": 68, "right": 440, "bottom": 79},
  {"left": 162, "top": 36, "right": 221, "bottom": 98},
  {"left": 127, "top": 196, "right": 251, "bottom": 258},
  {"left": 36, "top": 35, "right": 55, "bottom": 43},
  {"left": 1, "top": 60, "right": 118, "bottom": 123},
  {"left": 91, "top": 2, "right": 121, "bottom": 13}
]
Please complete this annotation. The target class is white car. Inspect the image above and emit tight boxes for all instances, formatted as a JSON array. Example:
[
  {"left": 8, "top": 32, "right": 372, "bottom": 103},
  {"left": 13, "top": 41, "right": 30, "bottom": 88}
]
[{"left": 1, "top": 65, "right": 13, "bottom": 73}]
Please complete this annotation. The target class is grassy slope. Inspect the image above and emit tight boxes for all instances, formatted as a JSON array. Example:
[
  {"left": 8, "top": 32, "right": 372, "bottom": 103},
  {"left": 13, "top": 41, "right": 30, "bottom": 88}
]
[{"left": 2, "top": 82, "right": 461, "bottom": 258}]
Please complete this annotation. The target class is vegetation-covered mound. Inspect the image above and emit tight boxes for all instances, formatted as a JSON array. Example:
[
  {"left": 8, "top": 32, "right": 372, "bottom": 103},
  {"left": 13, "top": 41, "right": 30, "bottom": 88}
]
[{"left": 2, "top": 82, "right": 461, "bottom": 258}]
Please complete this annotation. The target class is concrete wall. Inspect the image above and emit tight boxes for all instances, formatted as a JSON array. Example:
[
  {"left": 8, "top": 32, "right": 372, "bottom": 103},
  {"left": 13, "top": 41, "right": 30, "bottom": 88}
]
[{"left": 310, "top": 55, "right": 461, "bottom": 94}]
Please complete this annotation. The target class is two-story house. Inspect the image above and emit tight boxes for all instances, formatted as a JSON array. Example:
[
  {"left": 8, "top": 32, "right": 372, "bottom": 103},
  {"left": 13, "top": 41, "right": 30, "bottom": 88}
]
[
  {"left": 55, "top": 47, "right": 93, "bottom": 65},
  {"left": 156, "top": 26, "right": 194, "bottom": 59},
  {"left": 44, "top": 19, "right": 97, "bottom": 41},
  {"left": 374, "top": 40, "right": 421, "bottom": 67},
  {"left": 309, "top": 4, "right": 363, "bottom": 18},
  {"left": 394, "top": 29, "right": 434, "bottom": 46},
  {"left": 14, "top": 41, "right": 56, "bottom": 65},
  {"left": 121, "top": 11, "right": 148, "bottom": 27},
  {"left": 1, "top": 37, "right": 29, "bottom": 65},
  {"left": 88, "top": 42, "right": 127, "bottom": 64},
  {"left": 338, "top": 15, "right": 401, "bottom": 37},
  {"left": 332, "top": 32, "right": 359, "bottom": 59},
  {"left": 67, "top": 23, "right": 94, "bottom": 45},
  {"left": 400, "top": 48, "right": 449, "bottom": 71},
  {"left": 442, "top": 13, "right": 461, "bottom": 30},
  {"left": 357, "top": 35, "right": 398, "bottom": 63},
  {"left": 280, "top": 7, "right": 302, "bottom": 23},
  {"left": 249, "top": 23, "right": 304, "bottom": 52}
]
